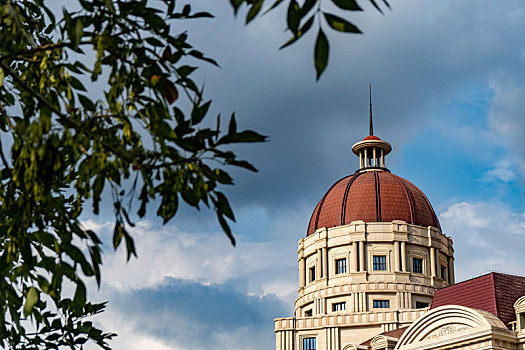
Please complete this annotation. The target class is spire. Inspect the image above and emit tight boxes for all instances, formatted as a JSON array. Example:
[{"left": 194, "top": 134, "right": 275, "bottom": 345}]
[
  {"left": 351, "top": 85, "right": 392, "bottom": 171},
  {"left": 369, "top": 83, "right": 373, "bottom": 136}
]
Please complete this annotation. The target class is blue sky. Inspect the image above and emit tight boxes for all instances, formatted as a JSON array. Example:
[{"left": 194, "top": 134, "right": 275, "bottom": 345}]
[{"left": 73, "top": 1, "right": 525, "bottom": 349}]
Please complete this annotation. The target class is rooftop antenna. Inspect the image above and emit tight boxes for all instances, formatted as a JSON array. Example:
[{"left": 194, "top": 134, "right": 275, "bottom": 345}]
[{"left": 369, "top": 83, "right": 373, "bottom": 136}]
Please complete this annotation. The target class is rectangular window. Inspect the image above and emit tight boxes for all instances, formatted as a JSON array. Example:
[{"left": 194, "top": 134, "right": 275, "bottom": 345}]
[
  {"left": 373, "top": 300, "right": 390, "bottom": 309},
  {"left": 309, "top": 266, "right": 316, "bottom": 282},
  {"left": 304, "top": 309, "right": 312, "bottom": 317},
  {"left": 416, "top": 302, "right": 429, "bottom": 309},
  {"left": 332, "top": 302, "right": 346, "bottom": 311},
  {"left": 413, "top": 258, "right": 423, "bottom": 274},
  {"left": 303, "top": 337, "right": 316, "bottom": 350},
  {"left": 373, "top": 255, "right": 387, "bottom": 271},
  {"left": 441, "top": 265, "right": 447, "bottom": 281},
  {"left": 335, "top": 258, "right": 347, "bottom": 274}
]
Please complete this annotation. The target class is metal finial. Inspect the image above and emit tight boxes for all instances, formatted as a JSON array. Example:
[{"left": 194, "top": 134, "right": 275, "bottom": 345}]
[{"left": 369, "top": 83, "right": 373, "bottom": 136}]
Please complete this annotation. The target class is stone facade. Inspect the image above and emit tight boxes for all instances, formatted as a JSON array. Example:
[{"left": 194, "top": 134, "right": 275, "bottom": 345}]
[
  {"left": 275, "top": 126, "right": 525, "bottom": 350},
  {"left": 275, "top": 219, "right": 453, "bottom": 349}
]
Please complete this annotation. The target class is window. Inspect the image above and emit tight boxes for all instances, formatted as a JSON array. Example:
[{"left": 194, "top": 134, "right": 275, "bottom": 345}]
[
  {"left": 416, "top": 302, "right": 429, "bottom": 309},
  {"left": 373, "top": 300, "right": 390, "bottom": 308},
  {"left": 413, "top": 258, "right": 423, "bottom": 274},
  {"left": 441, "top": 265, "right": 447, "bottom": 281},
  {"left": 303, "top": 337, "right": 316, "bottom": 350},
  {"left": 335, "top": 258, "right": 347, "bottom": 274},
  {"left": 332, "top": 302, "right": 346, "bottom": 311},
  {"left": 373, "top": 255, "right": 387, "bottom": 271},
  {"left": 309, "top": 266, "right": 316, "bottom": 282},
  {"left": 304, "top": 309, "right": 312, "bottom": 317}
]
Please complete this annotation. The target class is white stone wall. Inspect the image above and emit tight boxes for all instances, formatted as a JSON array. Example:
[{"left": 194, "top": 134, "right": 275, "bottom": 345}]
[{"left": 275, "top": 220, "right": 454, "bottom": 350}]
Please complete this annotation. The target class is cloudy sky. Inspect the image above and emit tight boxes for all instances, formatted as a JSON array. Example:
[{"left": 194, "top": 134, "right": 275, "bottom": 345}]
[{"left": 74, "top": 1, "right": 525, "bottom": 349}]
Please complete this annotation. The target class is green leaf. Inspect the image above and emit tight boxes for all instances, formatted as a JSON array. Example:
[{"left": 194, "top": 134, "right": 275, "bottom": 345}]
[
  {"left": 230, "top": 0, "right": 243, "bottom": 14},
  {"left": 68, "top": 18, "right": 84, "bottom": 50},
  {"left": 300, "top": 0, "right": 317, "bottom": 17},
  {"left": 218, "top": 130, "right": 267, "bottom": 145},
  {"left": 124, "top": 232, "right": 137, "bottom": 261},
  {"left": 182, "top": 4, "right": 191, "bottom": 16},
  {"left": 216, "top": 211, "right": 235, "bottom": 246},
  {"left": 215, "top": 192, "right": 235, "bottom": 221},
  {"left": 191, "top": 100, "right": 211, "bottom": 124},
  {"left": 264, "top": 0, "right": 284, "bottom": 14},
  {"left": 177, "top": 65, "right": 197, "bottom": 77},
  {"left": 70, "top": 76, "right": 86, "bottom": 91},
  {"left": 287, "top": 0, "right": 300, "bottom": 35},
  {"left": 188, "top": 50, "right": 220, "bottom": 67},
  {"left": 24, "top": 287, "right": 39, "bottom": 316},
  {"left": 189, "top": 11, "right": 214, "bottom": 19},
  {"left": 73, "top": 281, "right": 86, "bottom": 307},
  {"left": 280, "top": 15, "right": 314, "bottom": 49},
  {"left": 314, "top": 29, "right": 329, "bottom": 80},
  {"left": 228, "top": 113, "right": 237, "bottom": 134},
  {"left": 332, "top": 0, "right": 363, "bottom": 11},
  {"left": 246, "top": 0, "right": 263, "bottom": 24},
  {"left": 369, "top": 0, "right": 385, "bottom": 14},
  {"left": 0, "top": 67, "right": 4, "bottom": 87},
  {"left": 113, "top": 223, "right": 124, "bottom": 249},
  {"left": 146, "top": 37, "right": 163, "bottom": 47},
  {"left": 78, "top": 94, "right": 95, "bottom": 111},
  {"left": 323, "top": 13, "right": 362, "bottom": 33}
]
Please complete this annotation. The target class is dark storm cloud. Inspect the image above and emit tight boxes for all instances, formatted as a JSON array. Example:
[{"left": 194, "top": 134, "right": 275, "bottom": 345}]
[
  {"left": 175, "top": 1, "right": 525, "bottom": 215},
  {"left": 108, "top": 277, "right": 289, "bottom": 349}
]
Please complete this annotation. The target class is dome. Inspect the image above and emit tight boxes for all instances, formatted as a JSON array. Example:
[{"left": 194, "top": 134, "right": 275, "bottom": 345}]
[
  {"left": 306, "top": 170, "right": 441, "bottom": 236},
  {"left": 363, "top": 135, "right": 381, "bottom": 141}
]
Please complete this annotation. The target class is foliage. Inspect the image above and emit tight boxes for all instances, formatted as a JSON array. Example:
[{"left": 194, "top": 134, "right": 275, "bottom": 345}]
[
  {"left": 0, "top": 0, "right": 388, "bottom": 348},
  {"left": 233, "top": 0, "right": 391, "bottom": 79},
  {"left": 0, "top": 0, "right": 266, "bottom": 348}
]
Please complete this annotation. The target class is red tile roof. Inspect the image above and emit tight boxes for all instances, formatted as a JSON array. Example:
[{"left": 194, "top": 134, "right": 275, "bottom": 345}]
[
  {"left": 307, "top": 171, "right": 441, "bottom": 235},
  {"left": 360, "top": 326, "right": 409, "bottom": 348},
  {"left": 431, "top": 272, "right": 525, "bottom": 327},
  {"left": 363, "top": 135, "right": 381, "bottom": 141}
]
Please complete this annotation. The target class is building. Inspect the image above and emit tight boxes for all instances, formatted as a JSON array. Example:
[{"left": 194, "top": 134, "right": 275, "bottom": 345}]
[{"left": 274, "top": 119, "right": 525, "bottom": 350}]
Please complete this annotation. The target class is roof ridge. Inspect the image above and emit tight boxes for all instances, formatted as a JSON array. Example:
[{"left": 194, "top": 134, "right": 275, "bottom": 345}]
[
  {"left": 307, "top": 174, "right": 354, "bottom": 235},
  {"left": 340, "top": 172, "right": 363, "bottom": 226}
]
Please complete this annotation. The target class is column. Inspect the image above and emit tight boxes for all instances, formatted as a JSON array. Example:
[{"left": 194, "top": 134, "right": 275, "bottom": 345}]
[
  {"left": 316, "top": 249, "right": 322, "bottom": 279},
  {"left": 299, "top": 258, "right": 306, "bottom": 288},
  {"left": 359, "top": 241, "right": 365, "bottom": 272},
  {"left": 364, "top": 148, "right": 368, "bottom": 167},
  {"left": 430, "top": 247, "right": 436, "bottom": 277},
  {"left": 360, "top": 151, "right": 364, "bottom": 169},
  {"left": 322, "top": 247, "right": 328, "bottom": 279},
  {"left": 448, "top": 256, "right": 455, "bottom": 284},
  {"left": 394, "top": 241, "right": 400, "bottom": 272},
  {"left": 401, "top": 241, "right": 407, "bottom": 272},
  {"left": 373, "top": 147, "right": 377, "bottom": 166},
  {"left": 435, "top": 249, "right": 441, "bottom": 278},
  {"left": 352, "top": 242, "right": 358, "bottom": 273},
  {"left": 380, "top": 148, "right": 385, "bottom": 167}
]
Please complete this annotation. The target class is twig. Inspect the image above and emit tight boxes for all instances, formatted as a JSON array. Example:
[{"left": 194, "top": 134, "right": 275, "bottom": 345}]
[{"left": 0, "top": 61, "right": 140, "bottom": 167}]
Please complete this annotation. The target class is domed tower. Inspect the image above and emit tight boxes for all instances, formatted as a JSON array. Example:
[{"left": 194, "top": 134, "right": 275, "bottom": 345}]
[{"left": 274, "top": 95, "right": 455, "bottom": 350}]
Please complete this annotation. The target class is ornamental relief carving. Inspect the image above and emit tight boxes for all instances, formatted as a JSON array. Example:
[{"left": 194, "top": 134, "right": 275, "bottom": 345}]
[{"left": 423, "top": 324, "right": 471, "bottom": 340}]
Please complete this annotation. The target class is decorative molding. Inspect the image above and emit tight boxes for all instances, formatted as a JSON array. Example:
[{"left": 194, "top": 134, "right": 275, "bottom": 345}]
[{"left": 423, "top": 324, "right": 471, "bottom": 340}]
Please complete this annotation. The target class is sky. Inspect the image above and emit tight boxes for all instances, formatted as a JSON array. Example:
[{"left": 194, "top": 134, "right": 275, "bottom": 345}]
[{"left": 70, "top": 1, "right": 525, "bottom": 349}]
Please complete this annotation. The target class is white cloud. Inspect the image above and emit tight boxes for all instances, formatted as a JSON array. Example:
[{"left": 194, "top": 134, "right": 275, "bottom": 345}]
[
  {"left": 440, "top": 201, "right": 525, "bottom": 281},
  {"left": 482, "top": 159, "right": 518, "bottom": 183},
  {"left": 488, "top": 78, "right": 525, "bottom": 182},
  {"left": 83, "top": 205, "right": 301, "bottom": 304}
]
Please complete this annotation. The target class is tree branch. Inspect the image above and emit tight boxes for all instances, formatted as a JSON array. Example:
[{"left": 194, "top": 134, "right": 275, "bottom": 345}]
[{"left": 0, "top": 61, "right": 140, "bottom": 168}]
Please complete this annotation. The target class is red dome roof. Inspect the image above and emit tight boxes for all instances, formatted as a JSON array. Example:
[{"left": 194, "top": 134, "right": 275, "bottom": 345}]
[
  {"left": 363, "top": 135, "right": 381, "bottom": 141},
  {"left": 307, "top": 171, "right": 440, "bottom": 236}
]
